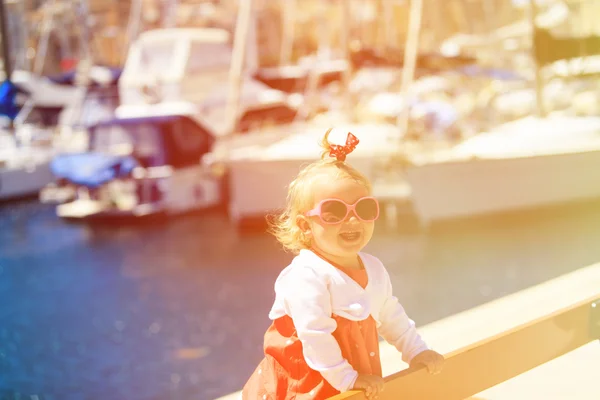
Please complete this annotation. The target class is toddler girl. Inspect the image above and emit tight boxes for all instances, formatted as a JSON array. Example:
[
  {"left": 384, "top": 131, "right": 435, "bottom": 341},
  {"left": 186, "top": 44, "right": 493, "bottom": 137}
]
[{"left": 242, "top": 129, "right": 444, "bottom": 400}]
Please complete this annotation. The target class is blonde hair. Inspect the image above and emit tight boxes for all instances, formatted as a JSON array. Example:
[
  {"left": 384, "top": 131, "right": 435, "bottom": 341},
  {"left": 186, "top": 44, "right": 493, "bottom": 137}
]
[{"left": 268, "top": 128, "right": 371, "bottom": 254}]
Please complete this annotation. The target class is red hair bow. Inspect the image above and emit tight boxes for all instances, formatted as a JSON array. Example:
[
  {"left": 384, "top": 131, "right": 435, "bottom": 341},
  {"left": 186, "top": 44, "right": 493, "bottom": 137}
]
[{"left": 329, "top": 132, "right": 359, "bottom": 161}]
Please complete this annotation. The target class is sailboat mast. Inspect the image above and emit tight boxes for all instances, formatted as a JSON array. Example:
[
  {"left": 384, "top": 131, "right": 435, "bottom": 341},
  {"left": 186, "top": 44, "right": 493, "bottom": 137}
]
[
  {"left": 163, "top": 0, "right": 179, "bottom": 28},
  {"left": 396, "top": 0, "right": 423, "bottom": 134},
  {"left": 339, "top": 0, "right": 351, "bottom": 96},
  {"left": 77, "top": 0, "right": 92, "bottom": 66},
  {"left": 529, "top": 0, "right": 546, "bottom": 117},
  {"left": 0, "top": 0, "right": 12, "bottom": 79},
  {"left": 226, "top": 0, "right": 253, "bottom": 135},
  {"left": 280, "top": 0, "right": 295, "bottom": 65},
  {"left": 124, "top": 0, "right": 144, "bottom": 62}
]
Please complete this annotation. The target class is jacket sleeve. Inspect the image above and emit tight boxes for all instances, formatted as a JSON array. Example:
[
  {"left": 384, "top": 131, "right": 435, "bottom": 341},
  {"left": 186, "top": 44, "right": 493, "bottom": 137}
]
[
  {"left": 377, "top": 268, "right": 429, "bottom": 363},
  {"left": 279, "top": 266, "right": 359, "bottom": 392}
]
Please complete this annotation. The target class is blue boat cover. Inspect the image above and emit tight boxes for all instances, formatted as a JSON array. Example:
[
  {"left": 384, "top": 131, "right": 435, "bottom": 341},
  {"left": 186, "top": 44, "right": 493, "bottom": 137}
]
[
  {"left": 0, "top": 80, "right": 19, "bottom": 121},
  {"left": 50, "top": 152, "right": 139, "bottom": 188}
]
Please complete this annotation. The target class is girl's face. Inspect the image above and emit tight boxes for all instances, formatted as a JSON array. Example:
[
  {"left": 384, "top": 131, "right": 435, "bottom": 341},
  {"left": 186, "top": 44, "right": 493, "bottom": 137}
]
[{"left": 300, "top": 176, "right": 375, "bottom": 267}]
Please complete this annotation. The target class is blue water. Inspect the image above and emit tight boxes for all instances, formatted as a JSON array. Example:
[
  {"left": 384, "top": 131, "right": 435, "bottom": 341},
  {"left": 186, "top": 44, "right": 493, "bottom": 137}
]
[{"left": 1, "top": 199, "right": 599, "bottom": 399}]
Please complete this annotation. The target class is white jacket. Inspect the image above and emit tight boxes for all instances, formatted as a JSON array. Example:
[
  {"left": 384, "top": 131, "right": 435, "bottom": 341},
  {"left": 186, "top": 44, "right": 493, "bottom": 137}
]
[{"left": 268, "top": 249, "right": 429, "bottom": 392}]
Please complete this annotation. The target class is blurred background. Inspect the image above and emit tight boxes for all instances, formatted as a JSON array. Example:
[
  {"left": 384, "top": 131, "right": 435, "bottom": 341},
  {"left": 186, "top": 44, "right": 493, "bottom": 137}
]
[{"left": 1, "top": 0, "right": 600, "bottom": 399}]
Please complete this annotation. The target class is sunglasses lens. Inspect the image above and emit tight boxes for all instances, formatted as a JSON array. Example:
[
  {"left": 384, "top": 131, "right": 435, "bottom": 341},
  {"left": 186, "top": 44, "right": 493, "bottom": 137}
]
[
  {"left": 356, "top": 198, "right": 379, "bottom": 221},
  {"left": 320, "top": 200, "right": 347, "bottom": 223}
]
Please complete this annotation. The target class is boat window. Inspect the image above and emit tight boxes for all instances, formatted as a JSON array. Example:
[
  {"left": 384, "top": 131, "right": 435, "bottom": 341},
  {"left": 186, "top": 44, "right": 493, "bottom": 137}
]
[
  {"left": 165, "top": 117, "right": 212, "bottom": 168},
  {"left": 237, "top": 105, "right": 298, "bottom": 132},
  {"left": 21, "top": 106, "right": 62, "bottom": 128},
  {"left": 92, "top": 123, "right": 165, "bottom": 167},
  {"left": 76, "top": 89, "right": 119, "bottom": 127},
  {"left": 133, "top": 123, "right": 166, "bottom": 167},
  {"left": 187, "top": 42, "right": 232, "bottom": 73},
  {"left": 139, "top": 41, "right": 178, "bottom": 75},
  {"left": 92, "top": 125, "right": 134, "bottom": 155}
]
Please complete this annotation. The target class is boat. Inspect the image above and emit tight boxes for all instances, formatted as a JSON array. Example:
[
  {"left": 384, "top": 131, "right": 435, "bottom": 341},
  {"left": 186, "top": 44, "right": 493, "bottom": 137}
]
[
  {"left": 402, "top": 0, "right": 600, "bottom": 226},
  {"left": 405, "top": 115, "right": 600, "bottom": 225},
  {"left": 216, "top": 116, "right": 404, "bottom": 227},
  {"left": 253, "top": 57, "right": 347, "bottom": 93},
  {"left": 0, "top": 131, "right": 56, "bottom": 200},
  {"left": 40, "top": 102, "right": 225, "bottom": 220},
  {"left": 208, "top": 0, "right": 472, "bottom": 229},
  {"left": 0, "top": 70, "right": 89, "bottom": 201},
  {"left": 119, "top": 28, "right": 246, "bottom": 107},
  {"left": 117, "top": 27, "right": 301, "bottom": 136},
  {"left": 0, "top": 0, "right": 118, "bottom": 202}
]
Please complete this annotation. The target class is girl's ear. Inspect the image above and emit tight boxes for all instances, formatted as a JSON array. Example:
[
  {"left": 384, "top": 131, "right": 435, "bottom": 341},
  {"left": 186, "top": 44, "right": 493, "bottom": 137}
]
[{"left": 296, "top": 215, "right": 311, "bottom": 234}]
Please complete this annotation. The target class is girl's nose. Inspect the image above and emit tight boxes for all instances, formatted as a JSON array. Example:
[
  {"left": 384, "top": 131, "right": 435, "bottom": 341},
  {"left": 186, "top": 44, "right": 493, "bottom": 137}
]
[{"left": 346, "top": 211, "right": 360, "bottom": 222}]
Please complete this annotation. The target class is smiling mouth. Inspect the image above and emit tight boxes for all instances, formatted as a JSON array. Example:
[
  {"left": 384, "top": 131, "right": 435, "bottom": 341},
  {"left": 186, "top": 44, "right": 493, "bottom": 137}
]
[{"left": 339, "top": 232, "right": 361, "bottom": 241}]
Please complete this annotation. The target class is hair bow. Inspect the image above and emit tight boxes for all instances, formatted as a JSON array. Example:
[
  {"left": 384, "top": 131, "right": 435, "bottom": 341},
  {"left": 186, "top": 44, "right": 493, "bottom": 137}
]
[{"left": 329, "top": 132, "right": 359, "bottom": 161}]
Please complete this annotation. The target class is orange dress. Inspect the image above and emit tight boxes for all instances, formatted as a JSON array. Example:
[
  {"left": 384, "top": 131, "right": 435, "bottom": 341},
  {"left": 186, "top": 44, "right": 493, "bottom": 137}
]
[{"left": 242, "top": 265, "right": 382, "bottom": 400}]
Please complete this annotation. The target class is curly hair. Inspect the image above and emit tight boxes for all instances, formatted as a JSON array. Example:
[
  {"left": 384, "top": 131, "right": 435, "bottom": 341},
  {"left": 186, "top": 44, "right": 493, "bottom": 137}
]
[{"left": 268, "top": 128, "right": 371, "bottom": 254}]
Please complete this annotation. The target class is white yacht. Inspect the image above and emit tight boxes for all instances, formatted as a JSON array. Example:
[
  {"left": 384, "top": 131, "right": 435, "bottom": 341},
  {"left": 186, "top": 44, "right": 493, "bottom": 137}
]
[{"left": 406, "top": 115, "right": 600, "bottom": 225}]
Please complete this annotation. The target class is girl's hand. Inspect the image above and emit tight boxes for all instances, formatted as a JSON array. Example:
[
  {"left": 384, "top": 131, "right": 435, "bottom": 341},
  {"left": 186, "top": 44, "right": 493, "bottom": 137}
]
[
  {"left": 410, "top": 349, "right": 445, "bottom": 375},
  {"left": 352, "top": 374, "right": 384, "bottom": 400}
]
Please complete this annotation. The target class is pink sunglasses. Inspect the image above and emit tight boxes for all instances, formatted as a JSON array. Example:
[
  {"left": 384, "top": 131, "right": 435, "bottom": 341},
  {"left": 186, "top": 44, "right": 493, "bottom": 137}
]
[{"left": 305, "top": 197, "right": 380, "bottom": 225}]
